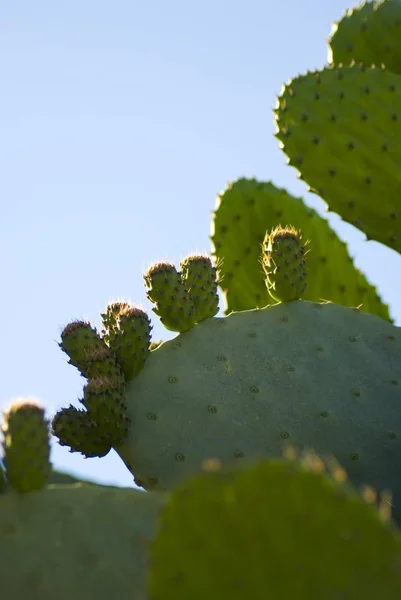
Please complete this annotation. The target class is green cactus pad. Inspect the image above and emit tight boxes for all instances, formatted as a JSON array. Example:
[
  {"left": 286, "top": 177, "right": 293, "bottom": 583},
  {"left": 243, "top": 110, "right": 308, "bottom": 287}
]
[
  {"left": 52, "top": 405, "right": 112, "bottom": 458},
  {"left": 180, "top": 255, "right": 220, "bottom": 322},
  {"left": 144, "top": 262, "right": 196, "bottom": 332},
  {"left": 82, "top": 376, "right": 130, "bottom": 445},
  {"left": 60, "top": 320, "right": 120, "bottom": 379},
  {"left": 101, "top": 301, "right": 132, "bottom": 341},
  {"left": 102, "top": 304, "right": 152, "bottom": 381},
  {"left": 149, "top": 458, "right": 401, "bottom": 599},
  {"left": 211, "top": 178, "right": 390, "bottom": 319},
  {"left": 275, "top": 64, "right": 401, "bottom": 254},
  {"left": 328, "top": 0, "right": 401, "bottom": 74},
  {"left": 114, "top": 300, "right": 401, "bottom": 527},
  {"left": 1, "top": 399, "right": 51, "bottom": 494},
  {"left": 0, "top": 483, "right": 166, "bottom": 600},
  {"left": 263, "top": 225, "right": 308, "bottom": 302}
]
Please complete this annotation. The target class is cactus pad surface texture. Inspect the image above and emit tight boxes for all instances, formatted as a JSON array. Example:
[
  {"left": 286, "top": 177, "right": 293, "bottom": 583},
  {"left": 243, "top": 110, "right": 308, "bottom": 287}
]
[{"left": 115, "top": 299, "right": 401, "bottom": 527}]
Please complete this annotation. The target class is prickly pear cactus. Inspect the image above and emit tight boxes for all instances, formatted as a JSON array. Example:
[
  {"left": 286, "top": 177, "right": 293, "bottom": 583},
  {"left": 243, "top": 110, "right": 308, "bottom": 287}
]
[
  {"left": 0, "top": 482, "right": 166, "bottom": 600},
  {"left": 113, "top": 299, "right": 401, "bottom": 527},
  {"left": 1, "top": 399, "right": 51, "bottom": 494},
  {"left": 211, "top": 178, "right": 390, "bottom": 319},
  {"left": 328, "top": 0, "right": 401, "bottom": 74},
  {"left": 275, "top": 63, "right": 401, "bottom": 253},
  {"left": 262, "top": 225, "right": 308, "bottom": 302},
  {"left": 149, "top": 455, "right": 401, "bottom": 599}
]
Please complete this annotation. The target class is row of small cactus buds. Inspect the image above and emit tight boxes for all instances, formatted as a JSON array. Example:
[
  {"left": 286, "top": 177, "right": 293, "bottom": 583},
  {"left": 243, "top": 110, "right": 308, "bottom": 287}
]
[
  {"left": 1, "top": 399, "right": 51, "bottom": 494},
  {"left": 143, "top": 255, "right": 220, "bottom": 332}
]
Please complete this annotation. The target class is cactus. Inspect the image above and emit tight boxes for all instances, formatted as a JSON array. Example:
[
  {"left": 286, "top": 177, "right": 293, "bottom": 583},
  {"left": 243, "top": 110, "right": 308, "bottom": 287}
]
[
  {"left": 1, "top": 399, "right": 51, "bottom": 494},
  {"left": 328, "top": 0, "right": 401, "bottom": 74},
  {"left": 211, "top": 178, "right": 390, "bottom": 319},
  {"left": 111, "top": 299, "right": 401, "bottom": 530},
  {"left": 149, "top": 454, "right": 401, "bottom": 599},
  {"left": 60, "top": 320, "right": 121, "bottom": 380},
  {"left": 0, "top": 481, "right": 166, "bottom": 600},
  {"left": 101, "top": 303, "right": 153, "bottom": 382},
  {"left": 179, "top": 255, "right": 220, "bottom": 321},
  {"left": 52, "top": 405, "right": 112, "bottom": 458},
  {"left": 262, "top": 225, "right": 308, "bottom": 302},
  {"left": 82, "top": 376, "right": 130, "bottom": 445},
  {"left": 275, "top": 63, "right": 401, "bottom": 253}
]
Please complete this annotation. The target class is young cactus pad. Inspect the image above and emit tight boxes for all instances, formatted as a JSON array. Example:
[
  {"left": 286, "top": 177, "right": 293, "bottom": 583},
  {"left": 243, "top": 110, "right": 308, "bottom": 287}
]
[
  {"left": 149, "top": 457, "right": 401, "bottom": 599},
  {"left": 0, "top": 483, "right": 166, "bottom": 600},
  {"left": 114, "top": 300, "right": 401, "bottom": 526},
  {"left": 1, "top": 399, "right": 51, "bottom": 494},
  {"left": 328, "top": 0, "right": 401, "bottom": 74},
  {"left": 262, "top": 225, "right": 308, "bottom": 302}
]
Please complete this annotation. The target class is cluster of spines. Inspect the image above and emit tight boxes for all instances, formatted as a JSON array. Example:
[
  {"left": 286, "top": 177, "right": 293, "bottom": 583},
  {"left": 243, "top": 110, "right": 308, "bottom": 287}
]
[
  {"left": 1, "top": 399, "right": 51, "bottom": 493},
  {"left": 144, "top": 255, "right": 219, "bottom": 333}
]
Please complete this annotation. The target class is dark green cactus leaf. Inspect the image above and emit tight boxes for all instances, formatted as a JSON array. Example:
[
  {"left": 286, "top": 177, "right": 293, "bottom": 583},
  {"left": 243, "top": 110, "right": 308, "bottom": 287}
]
[
  {"left": 211, "top": 178, "right": 390, "bottom": 320},
  {"left": 83, "top": 376, "right": 130, "bottom": 445},
  {"left": 275, "top": 64, "right": 401, "bottom": 255},
  {"left": 149, "top": 457, "right": 401, "bottom": 600},
  {"left": 328, "top": 0, "right": 401, "bottom": 74}
]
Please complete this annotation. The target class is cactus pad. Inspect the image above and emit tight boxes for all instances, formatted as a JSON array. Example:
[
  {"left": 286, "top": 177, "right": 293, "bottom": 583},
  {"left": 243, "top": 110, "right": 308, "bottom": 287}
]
[
  {"left": 328, "top": 0, "right": 401, "bottom": 74},
  {"left": 52, "top": 405, "right": 112, "bottom": 458},
  {"left": 211, "top": 178, "right": 390, "bottom": 319},
  {"left": 180, "top": 255, "right": 220, "bottom": 321},
  {"left": 144, "top": 262, "right": 196, "bottom": 332},
  {"left": 275, "top": 64, "right": 401, "bottom": 253},
  {"left": 60, "top": 321, "right": 120, "bottom": 379},
  {"left": 149, "top": 457, "right": 401, "bottom": 599},
  {"left": 102, "top": 304, "right": 152, "bottom": 381},
  {"left": 115, "top": 300, "right": 401, "bottom": 526},
  {"left": 82, "top": 376, "right": 130, "bottom": 445},
  {"left": 0, "top": 483, "right": 166, "bottom": 599},
  {"left": 1, "top": 399, "right": 51, "bottom": 494},
  {"left": 262, "top": 225, "right": 308, "bottom": 302}
]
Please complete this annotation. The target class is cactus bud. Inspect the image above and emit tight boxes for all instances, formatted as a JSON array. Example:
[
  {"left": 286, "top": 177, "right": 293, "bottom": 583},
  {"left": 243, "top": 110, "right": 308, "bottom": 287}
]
[
  {"left": 82, "top": 376, "right": 130, "bottom": 445},
  {"left": 144, "top": 262, "right": 196, "bottom": 332},
  {"left": 52, "top": 405, "right": 112, "bottom": 458},
  {"left": 262, "top": 225, "right": 308, "bottom": 302},
  {"left": 180, "top": 255, "right": 219, "bottom": 322},
  {"left": 2, "top": 399, "right": 51, "bottom": 493}
]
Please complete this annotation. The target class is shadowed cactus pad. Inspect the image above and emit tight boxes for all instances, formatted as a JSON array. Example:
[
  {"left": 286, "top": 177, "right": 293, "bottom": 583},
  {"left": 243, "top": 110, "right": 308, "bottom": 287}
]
[
  {"left": 144, "top": 262, "right": 196, "bottom": 332},
  {"left": 262, "top": 225, "right": 308, "bottom": 302},
  {"left": 52, "top": 405, "right": 112, "bottom": 458},
  {"left": 0, "top": 483, "right": 166, "bottom": 600},
  {"left": 115, "top": 300, "right": 401, "bottom": 526},
  {"left": 328, "top": 0, "right": 401, "bottom": 74},
  {"left": 149, "top": 457, "right": 401, "bottom": 599},
  {"left": 60, "top": 321, "right": 120, "bottom": 380},
  {"left": 1, "top": 399, "right": 51, "bottom": 494},
  {"left": 101, "top": 303, "right": 152, "bottom": 381},
  {"left": 82, "top": 376, "right": 130, "bottom": 445},
  {"left": 180, "top": 255, "right": 219, "bottom": 322}
]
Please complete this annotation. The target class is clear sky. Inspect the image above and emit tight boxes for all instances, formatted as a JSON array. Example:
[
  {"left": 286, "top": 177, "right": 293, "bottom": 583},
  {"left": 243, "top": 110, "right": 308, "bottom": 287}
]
[{"left": 1, "top": 0, "right": 400, "bottom": 487}]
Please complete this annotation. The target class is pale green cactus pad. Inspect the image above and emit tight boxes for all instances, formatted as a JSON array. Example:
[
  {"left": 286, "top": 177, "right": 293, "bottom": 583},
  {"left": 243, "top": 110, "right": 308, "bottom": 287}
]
[
  {"left": 148, "top": 457, "right": 401, "bottom": 599},
  {"left": 0, "top": 483, "right": 166, "bottom": 599},
  {"left": 275, "top": 64, "right": 401, "bottom": 254},
  {"left": 115, "top": 300, "right": 401, "bottom": 526},
  {"left": 328, "top": 0, "right": 401, "bottom": 74}
]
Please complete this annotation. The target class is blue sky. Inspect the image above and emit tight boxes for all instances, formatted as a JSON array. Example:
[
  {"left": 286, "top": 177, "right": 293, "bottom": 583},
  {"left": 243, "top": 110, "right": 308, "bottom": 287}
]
[{"left": 1, "top": 0, "right": 400, "bottom": 487}]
